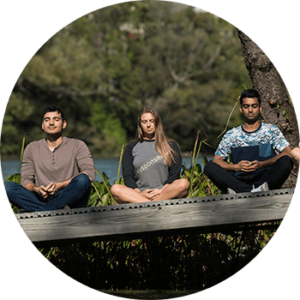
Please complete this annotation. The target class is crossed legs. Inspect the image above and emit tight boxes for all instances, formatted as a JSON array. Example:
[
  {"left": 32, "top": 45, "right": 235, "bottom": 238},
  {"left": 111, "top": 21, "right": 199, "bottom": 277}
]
[
  {"left": 5, "top": 173, "right": 91, "bottom": 212},
  {"left": 204, "top": 155, "right": 294, "bottom": 194},
  {"left": 111, "top": 178, "right": 189, "bottom": 204}
]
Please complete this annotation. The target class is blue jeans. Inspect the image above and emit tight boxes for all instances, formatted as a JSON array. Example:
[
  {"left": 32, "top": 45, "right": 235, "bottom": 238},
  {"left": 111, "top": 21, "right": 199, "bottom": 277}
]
[{"left": 5, "top": 173, "right": 91, "bottom": 212}]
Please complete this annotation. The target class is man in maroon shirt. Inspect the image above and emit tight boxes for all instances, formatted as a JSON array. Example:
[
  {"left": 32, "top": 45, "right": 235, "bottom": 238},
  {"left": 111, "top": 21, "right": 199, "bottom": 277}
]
[{"left": 5, "top": 105, "right": 95, "bottom": 213}]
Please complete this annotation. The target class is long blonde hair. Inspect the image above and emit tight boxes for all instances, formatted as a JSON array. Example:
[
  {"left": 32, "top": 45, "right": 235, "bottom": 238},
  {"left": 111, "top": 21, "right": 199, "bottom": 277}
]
[{"left": 137, "top": 106, "right": 179, "bottom": 166}]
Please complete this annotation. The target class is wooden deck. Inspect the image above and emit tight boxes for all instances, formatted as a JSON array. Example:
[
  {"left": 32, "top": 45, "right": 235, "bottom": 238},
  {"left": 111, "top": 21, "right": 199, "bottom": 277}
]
[{"left": 16, "top": 188, "right": 294, "bottom": 247}]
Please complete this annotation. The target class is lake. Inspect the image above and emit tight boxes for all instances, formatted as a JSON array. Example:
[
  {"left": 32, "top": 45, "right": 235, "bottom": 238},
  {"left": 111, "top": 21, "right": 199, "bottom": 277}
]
[{"left": 1, "top": 156, "right": 211, "bottom": 184}]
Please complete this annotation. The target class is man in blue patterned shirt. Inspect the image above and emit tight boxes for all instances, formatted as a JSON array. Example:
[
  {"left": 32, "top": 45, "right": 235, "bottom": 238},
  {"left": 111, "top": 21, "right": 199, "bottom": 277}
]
[{"left": 204, "top": 89, "right": 293, "bottom": 194}]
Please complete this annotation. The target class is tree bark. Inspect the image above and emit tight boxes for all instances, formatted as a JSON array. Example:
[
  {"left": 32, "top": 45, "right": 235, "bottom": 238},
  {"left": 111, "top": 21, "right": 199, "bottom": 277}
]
[{"left": 237, "top": 29, "right": 299, "bottom": 187}]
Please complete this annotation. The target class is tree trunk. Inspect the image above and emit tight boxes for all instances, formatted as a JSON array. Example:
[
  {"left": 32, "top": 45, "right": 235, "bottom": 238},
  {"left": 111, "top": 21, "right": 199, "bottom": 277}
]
[{"left": 237, "top": 29, "right": 299, "bottom": 188}]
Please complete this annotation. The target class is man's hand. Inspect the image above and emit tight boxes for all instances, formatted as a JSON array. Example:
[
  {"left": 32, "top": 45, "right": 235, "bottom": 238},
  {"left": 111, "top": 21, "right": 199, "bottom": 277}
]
[
  {"left": 234, "top": 160, "right": 262, "bottom": 173},
  {"left": 242, "top": 160, "right": 262, "bottom": 172},
  {"left": 234, "top": 160, "right": 251, "bottom": 172},
  {"left": 38, "top": 185, "right": 50, "bottom": 199},
  {"left": 46, "top": 182, "right": 60, "bottom": 196},
  {"left": 27, "top": 175, "right": 79, "bottom": 199},
  {"left": 37, "top": 182, "right": 62, "bottom": 199}
]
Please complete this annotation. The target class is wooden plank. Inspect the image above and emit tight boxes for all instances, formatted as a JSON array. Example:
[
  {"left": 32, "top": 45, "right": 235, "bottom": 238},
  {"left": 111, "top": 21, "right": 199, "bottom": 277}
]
[{"left": 17, "top": 192, "right": 293, "bottom": 247}]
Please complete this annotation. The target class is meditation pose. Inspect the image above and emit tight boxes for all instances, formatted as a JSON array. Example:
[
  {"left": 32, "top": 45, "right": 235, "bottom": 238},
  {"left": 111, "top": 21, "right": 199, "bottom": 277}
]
[
  {"left": 111, "top": 106, "right": 189, "bottom": 203},
  {"left": 5, "top": 105, "right": 95, "bottom": 212},
  {"left": 204, "top": 89, "right": 293, "bottom": 194}
]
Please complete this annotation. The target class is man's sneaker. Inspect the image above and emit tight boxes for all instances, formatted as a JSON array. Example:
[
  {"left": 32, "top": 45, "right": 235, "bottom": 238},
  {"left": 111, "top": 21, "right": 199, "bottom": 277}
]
[
  {"left": 227, "top": 188, "right": 236, "bottom": 194},
  {"left": 251, "top": 182, "right": 269, "bottom": 193}
]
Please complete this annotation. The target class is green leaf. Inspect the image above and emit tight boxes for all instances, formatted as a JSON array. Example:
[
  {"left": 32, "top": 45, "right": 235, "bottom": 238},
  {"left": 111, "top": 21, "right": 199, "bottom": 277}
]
[
  {"left": 102, "top": 172, "right": 110, "bottom": 184},
  {"left": 202, "top": 156, "right": 208, "bottom": 166},
  {"left": 194, "top": 164, "right": 202, "bottom": 174},
  {"left": 197, "top": 191, "right": 206, "bottom": 197},
  {"left": 6, "top": 173, "right": 21, "bottom": 184}
]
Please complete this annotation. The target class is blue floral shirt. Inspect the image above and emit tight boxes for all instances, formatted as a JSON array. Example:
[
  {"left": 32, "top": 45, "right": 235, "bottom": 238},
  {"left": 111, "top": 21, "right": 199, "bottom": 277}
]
[{"left": 215, "top": 122, "right": 289, "bottom": 175}]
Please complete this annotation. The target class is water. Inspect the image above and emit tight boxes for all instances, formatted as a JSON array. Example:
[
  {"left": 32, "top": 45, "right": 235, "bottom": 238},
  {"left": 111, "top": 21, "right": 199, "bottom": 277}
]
[{"left": 1, "top": 156, "right": 211, "bottom": 184}]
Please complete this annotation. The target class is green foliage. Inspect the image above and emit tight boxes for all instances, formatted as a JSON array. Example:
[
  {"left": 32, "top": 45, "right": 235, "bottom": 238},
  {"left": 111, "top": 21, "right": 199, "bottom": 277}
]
[
  {"left": 88, "top": 103, "right": 127, "bottom": 155},
  {"left": 5, "top": 173, "right": 21, "bottom": 213},
  {"left": 181, "top": 131, "right": 219, "bottom": 197},
  {"left": 5, "top": 173, "right": 21, "bottom": 184},
  {"left": 1, "top": 1, "right": 251, "bottom": 156},
  {"left": 1, "top": 93, "right": 38, "bottom": 155},
  {"left": 39, "top": 226, "right": 277, "bottom": 291},
  {"left": 88, "top": 181, "right": 112, "bottom": 207}
]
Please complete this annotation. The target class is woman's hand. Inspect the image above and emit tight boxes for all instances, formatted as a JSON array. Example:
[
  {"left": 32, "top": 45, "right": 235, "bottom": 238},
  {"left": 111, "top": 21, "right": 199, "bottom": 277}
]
[
  {"left": 135, "top": 189, "right": 153, "bottom": 200},
  {"left": 135, "top": 188, "right": 163, "bottom": 201},
  {"left": 147, "top": 189, "right": 162, "bottom": 200}
]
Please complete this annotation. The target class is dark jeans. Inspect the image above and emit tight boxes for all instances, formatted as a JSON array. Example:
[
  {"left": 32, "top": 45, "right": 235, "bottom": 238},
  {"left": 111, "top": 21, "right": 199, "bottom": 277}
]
[
  {"left": 204, "top": 155, "right": 294, "bottom": 193},
  {"left": 5, "top": 173, "right": 91, "bottom": 212}
]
